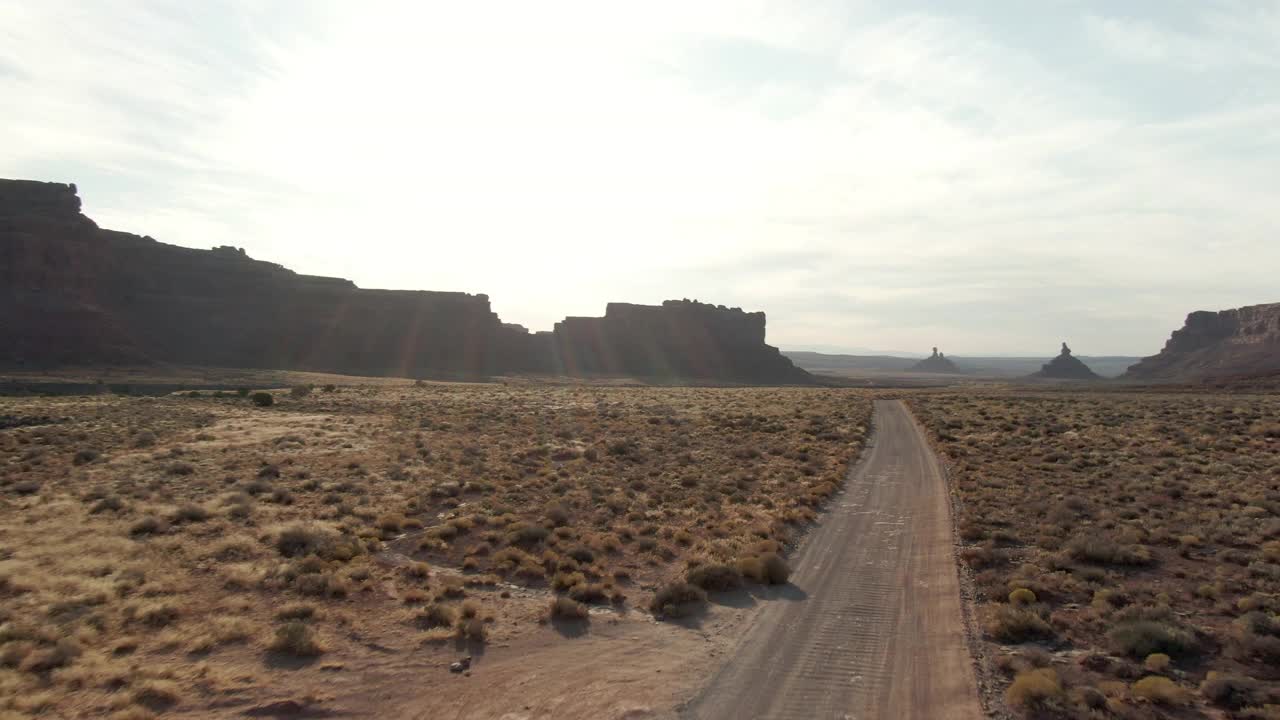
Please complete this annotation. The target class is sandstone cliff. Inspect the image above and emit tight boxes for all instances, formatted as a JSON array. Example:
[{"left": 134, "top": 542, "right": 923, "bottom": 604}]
[
  {"left": 1124, "top": 303, "right": 1280, "bottom": 381},
  {"left": 0, "top": 179, "right": 809, "bottom": 384},
  {"left": 1030, "top": 343, "right": 1100, "bottom": 380}
]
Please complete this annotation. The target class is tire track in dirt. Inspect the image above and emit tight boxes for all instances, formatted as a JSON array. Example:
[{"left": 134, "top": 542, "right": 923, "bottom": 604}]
[{"left": 683, "top": 399, "right": 982, "bottom": 720}]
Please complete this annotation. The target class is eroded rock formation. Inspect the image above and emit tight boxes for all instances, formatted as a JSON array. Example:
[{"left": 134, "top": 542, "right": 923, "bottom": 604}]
[
  {"left": 1030, "top": 342, "right": 1100, "bottom": 380},
  {"left": 1124, "top": 303, "right": 1280, "bottom": 381},
  {"left": 1, "top": 179, "right": 810, "bottom": 384},
  {"left": 910, "top": 347, "right": 960, "bottom": 373}
]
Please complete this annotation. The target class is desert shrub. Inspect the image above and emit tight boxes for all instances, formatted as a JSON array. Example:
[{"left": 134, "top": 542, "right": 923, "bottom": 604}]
[
  {"left": 322, "top": 384, "right": 337, "bottom": 392},
  {"left": 568, "top": 583, "right": 608, "bottom": 603},
  {"left": 1131, "top": 676, "right": 1188, "bottom": 705},
  {"left": 1199, "top": 672, "right": 1265, "bottom": 709},
  {"left": 1009, "top": 588, "right": 1037, "bottom": 606},
  {"left": 686, "top": 563, "right": 743, "bottom": 592},
  {"left": 129, "top": 516, "right": 168, "bottom": 537},
  {"left": 127, "top": 601, "right": 179, "bottom": 628},
  {"left": 274, "top": 603, "right": 316, "bottom": 621},
  {"left": 759, "top": 554, "right": 791, "bottom": 584},
  {"left": 290, "top": 385, "right": 312, "bottom": 398},
  {"left": 566, "top": 546, "right": 595, "bottom": 563},
  {"left": 90, "top": 495, "right": 125, "bottom": 513},
  {"left": 1067, "top": 537, "right": 1153, "bottom": 566},
  {"left": 457, "top": 617, "right": 486, "bottom": 641},
  {"left": 551, "top": 571, "right": 585, "bottom": 591},
  {"left": 1108, "top": 620, "right": 1198, "bottom": 658},
  {"left": 73, "top": 448, "right": 100, "bottom": 465},
  {"left": 1234, "top": 617, "right": 1280, "bottom": 664},
  {"left": 506, "top": 523, "right": 550, "bottom": 546},
  {"left": 402, "top": 561, "right": 430, "bottom": 580},
  {"left": 986, "top": 605, "right": 1054, "bottom": 643},
  {"left": 548, "top": 596, "right": 589, "bottom": 620},
  {"left": 269, "top": 621, "right": 323, "bottom": 656},
  {"left": 17, "top": 638, "right": 81, "bottom": 673},
  {"left": 649, "top": 582, "right": 707, "bottom": 618},
  {"left": 171, "top": 504, "right": 210, "bottom": 523},
  {"left": 415, "top": 604, "right": 456, "bottom": 629},
  {"left": 272, "top": 523, "right": 356, "bottom": 560},
  {"left": 1143, "top": 652, "right": 1171, "bottom": 672},
  {"left": 251, "top": 392, "right": 274, "bottom": 407},
  {"left": 1005, "top": 668, "right": 1064, "bottom": 710},
  {"left": 132, "top": 679, "right": 181, "bottom": 711}
]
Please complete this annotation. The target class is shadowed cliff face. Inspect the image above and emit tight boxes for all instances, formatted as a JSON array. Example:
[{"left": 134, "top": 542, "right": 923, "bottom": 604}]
[
  {"left": 1124, "top": 303, "right": 1280, "bottom": 381},
  {"left": 0, "top": 179, "right": 810, "bottom": 384}
]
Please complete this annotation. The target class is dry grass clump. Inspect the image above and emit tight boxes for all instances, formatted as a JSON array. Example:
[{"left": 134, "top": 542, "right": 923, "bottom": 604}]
[
  {"left": 268, "top": 621, "right": 324, "bottom": 656},
  {"left": 911, "top": 389, "right": 1280, "bottom": 717},
  {"left": 1005, "top": 668, "right": 1064, "bottom": 711}
]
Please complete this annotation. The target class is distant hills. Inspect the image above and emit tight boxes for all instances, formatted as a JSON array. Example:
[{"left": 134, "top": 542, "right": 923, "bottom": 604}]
[{"left": 786, "top": 350, "right": 1140, "bottom": 379}]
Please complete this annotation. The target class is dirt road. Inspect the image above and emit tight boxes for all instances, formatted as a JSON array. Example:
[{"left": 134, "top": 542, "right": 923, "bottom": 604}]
[{"left": 684, "top": 399, "right": 982, "bottom": 720}]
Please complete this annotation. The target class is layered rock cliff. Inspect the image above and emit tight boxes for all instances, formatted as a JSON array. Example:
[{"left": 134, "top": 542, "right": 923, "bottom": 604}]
[
  {"left": 1030, "top": 343, "right": 1100, "bottom": 380},
  {"left": 1124, "top": 303, "right": 1280, "bottom": 381},
  {"left": 0, "top": 179, "right": 810, "bottom": 384},
  {"left": 550, "top": 301, "right": 809, "bottom": 383}
]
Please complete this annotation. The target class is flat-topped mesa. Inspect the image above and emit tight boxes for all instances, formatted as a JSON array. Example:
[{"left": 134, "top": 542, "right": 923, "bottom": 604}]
[
  {"left": 1030, "top": 341, "right": 1100, "bottom": 379},
  {"left": 1124, "top": 302, "right": 1280, "bottom": 381},
  {"left": 551, "top": 299, "right": 808, "bottom": 383},
  {"left": 0, "top": 178, "right": 810, "bottom": 384},
  {"left": 910, "top": 347, "right": 960, "bottom": 373}
]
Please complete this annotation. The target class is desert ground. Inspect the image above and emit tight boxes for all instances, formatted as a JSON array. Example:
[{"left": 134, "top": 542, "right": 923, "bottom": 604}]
[
  {"left": 910, "top": 388, "right": 1280, "bottom": 719},
  {"left": 0, "top": 379, "right": 871, "bottom": 718},
  {"left": 3, "top": 377, "right": 1279, "bottom": 719}
]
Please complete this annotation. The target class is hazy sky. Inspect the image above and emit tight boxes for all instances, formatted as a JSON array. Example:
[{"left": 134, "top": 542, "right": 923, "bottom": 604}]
[{"left": 3, "top": 1, "right": 1278, "bottom": 356}]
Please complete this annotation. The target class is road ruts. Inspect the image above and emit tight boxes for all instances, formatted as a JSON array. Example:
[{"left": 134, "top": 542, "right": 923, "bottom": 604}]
[{"left": 683, "top": 399, "right": 982, "bottom": 720}]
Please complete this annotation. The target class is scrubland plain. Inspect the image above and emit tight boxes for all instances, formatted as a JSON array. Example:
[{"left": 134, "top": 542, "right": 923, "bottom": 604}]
[
  {"left": 0, "top": 382, "right": 870, "bottom": 718},
  {"left": 910, "top": 390, "right": 1280, "bottom": 719}
]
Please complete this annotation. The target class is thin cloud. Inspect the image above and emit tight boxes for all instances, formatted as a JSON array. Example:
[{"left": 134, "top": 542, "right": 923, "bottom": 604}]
[{"left": 1, "top": 1, "right": 1277, "bottom": 355}]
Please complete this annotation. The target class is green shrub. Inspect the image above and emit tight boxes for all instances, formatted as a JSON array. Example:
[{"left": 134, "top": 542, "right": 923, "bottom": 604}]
[
  {"left": 1108, "top": 620, "right": 1198, "bottom": 658},
  {"left": 251, "top": 392, "right": 274, "bottom": 407}
]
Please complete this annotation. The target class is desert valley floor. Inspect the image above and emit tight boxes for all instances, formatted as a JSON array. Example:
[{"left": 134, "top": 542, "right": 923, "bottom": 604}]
[{"left": 1, "top": 377, "right": 1277, "bottom": 719}]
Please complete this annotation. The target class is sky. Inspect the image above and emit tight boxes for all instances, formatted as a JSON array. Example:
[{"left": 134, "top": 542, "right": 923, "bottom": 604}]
[{"left": 2, "top": 1, "right": 1278, "bottom": 356}]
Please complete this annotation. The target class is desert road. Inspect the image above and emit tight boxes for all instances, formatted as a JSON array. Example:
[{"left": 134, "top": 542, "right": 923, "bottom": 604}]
[{"left": 684, "top": 399, "right": 983, "bottom": 720}]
